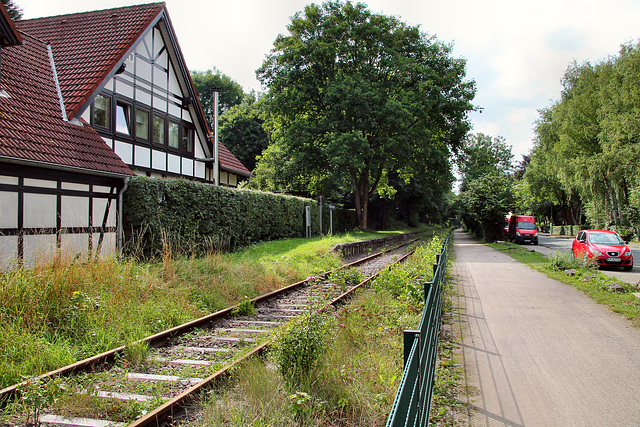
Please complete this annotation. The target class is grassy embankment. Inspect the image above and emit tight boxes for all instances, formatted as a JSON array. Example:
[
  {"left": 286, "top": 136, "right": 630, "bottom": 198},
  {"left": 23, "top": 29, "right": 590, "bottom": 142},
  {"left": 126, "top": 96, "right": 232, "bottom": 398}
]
[
  {"left": 188, "top": 229, "right": 464, "bottom": 426},
  {"left": 487, "top": 241, "right": 640, "bottom": 327},
  {"left": 1, "top": 226, "right": 466, "bottom": 426},
  {"left": 0, "top": 228, "right": 424, "bottom": 390}
]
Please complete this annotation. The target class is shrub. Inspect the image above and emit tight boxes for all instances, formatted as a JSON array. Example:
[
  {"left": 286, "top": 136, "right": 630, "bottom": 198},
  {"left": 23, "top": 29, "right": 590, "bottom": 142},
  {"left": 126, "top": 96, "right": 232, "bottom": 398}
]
[
  {"left": 270, "top": 310, "right": 334, "bottom": 388},
  {"left": 373, "top": 236, "right": 444, "bottom": 304},
  {"left": 547, "top": 250, "right": 596, "bottom": 272},
  {"left": 123, "top": 177, "right": 355, "bottom": 258}
]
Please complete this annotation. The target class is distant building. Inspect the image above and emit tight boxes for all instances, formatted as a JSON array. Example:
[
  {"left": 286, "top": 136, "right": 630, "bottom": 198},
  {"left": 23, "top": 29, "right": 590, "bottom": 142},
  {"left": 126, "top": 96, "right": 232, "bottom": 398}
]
[{"left": 0, "top": 3, "right": 251, "bottom": 268}]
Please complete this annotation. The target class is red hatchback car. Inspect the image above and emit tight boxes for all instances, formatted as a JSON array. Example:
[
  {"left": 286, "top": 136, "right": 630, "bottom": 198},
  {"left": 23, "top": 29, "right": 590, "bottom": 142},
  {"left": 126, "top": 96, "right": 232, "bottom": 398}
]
[{"left": 572, "top": 230, "right": 634, "bottom": 271}]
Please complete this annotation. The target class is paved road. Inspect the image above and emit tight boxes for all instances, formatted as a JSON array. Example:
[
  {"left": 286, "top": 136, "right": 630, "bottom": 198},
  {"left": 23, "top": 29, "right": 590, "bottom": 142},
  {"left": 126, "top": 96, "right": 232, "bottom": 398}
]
[{"left": 454, "top": 230, "right": 640, "bottom": 426}]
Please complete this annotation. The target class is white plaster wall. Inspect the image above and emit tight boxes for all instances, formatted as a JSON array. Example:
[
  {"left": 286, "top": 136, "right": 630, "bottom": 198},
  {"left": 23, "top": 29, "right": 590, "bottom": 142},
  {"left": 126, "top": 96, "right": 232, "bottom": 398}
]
[
  {"left": 135, "top": 145, "right": 151, "bottom": 168},
  {"left": 115, "top": 140, "right": 133, "bottom": 164},
  {"left": 152, "top": 150, "right": 167, "bottom": 171},
  {"left": 93, "top": 232, "right": 116, "bottom": 257},
  {"left": 167, "top": 154, "right": 181, "bottom": 174},
  {"left": 23, "top": 234, "right": 57, "bottom": 268},
  {"left": 195, "top": 161, "right": 205, "bottom": 179},
  {"left": 23, "top": 193, "right": 56, "bottom": 228},
  {"left": 60, "top": 233, "right": 89, "bottom": 262},
  {"left": 0, "top": 191, "right": 18, "bottom": 228},
  {"left": 181, "top": 158, "right": 194, "bottom": 177},
  {"left": 92, "top": 199, "right": 116, "bottom": 228},
  {"left": 0, "top": 235, "right": 18, "bottom": 271},
  {"left": 61, "top": 195, "right": 89, "bottom": 227}
]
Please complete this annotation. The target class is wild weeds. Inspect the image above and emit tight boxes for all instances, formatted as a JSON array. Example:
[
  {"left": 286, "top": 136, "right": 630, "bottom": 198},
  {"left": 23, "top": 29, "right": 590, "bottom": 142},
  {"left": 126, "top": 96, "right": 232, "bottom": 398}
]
[
  {"left": 547, "top": 250, "right": 597, "bottom": 273},
  {"left": 271, "top": 310, "right": 335, "bottom": 389}
]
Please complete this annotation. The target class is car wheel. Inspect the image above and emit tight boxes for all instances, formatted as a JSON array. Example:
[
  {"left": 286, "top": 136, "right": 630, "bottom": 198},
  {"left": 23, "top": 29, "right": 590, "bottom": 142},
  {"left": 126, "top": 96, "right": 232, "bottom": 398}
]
[{"left": 623, "top": 265, "right": 633, "bottom": 272}]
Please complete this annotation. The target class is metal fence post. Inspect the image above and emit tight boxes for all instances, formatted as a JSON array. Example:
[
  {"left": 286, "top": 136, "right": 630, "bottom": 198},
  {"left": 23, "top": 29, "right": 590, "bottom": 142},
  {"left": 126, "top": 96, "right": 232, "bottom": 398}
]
[{"left": 403, "top": 330, "right": 420, "bottom": 366}]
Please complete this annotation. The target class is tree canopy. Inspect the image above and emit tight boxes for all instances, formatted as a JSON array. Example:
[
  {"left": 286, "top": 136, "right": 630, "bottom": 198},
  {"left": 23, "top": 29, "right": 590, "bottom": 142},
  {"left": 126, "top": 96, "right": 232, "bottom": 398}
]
[
  {"left": 525, "top": 42, "right": 640, "bottom": 238},
  {"left": 219, "top": 97, "right": 269, "bottom": 172},
  {"left": 456, "top": 133, "right": 514, "bottom": 191},
  {"left": 255, "top": 1, "right": 476, "bottom": 229},
  {"left": 456, "top": 132, "right": 515, "bottom": 241},
  {"left": 191, "top": 68, "right": 245, "bottom": 128}
]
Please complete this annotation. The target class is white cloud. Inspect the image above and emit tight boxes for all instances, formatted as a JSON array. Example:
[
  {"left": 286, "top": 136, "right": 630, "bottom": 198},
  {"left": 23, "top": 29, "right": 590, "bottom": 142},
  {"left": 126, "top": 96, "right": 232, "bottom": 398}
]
[{"left": 17, "top": 0, "right": 640, "bottom": 160}]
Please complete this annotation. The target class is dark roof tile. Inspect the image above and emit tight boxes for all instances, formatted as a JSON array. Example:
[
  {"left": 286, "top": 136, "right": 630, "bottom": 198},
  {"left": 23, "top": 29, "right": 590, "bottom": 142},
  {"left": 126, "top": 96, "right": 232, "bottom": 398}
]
[{"left": 218, "top": 142, "right": 252, "bottom": 177}]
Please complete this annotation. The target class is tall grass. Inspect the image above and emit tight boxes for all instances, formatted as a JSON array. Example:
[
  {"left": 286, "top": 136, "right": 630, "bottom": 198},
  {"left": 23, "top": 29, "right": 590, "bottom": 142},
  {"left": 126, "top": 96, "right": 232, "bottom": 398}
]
[
  {"left": 0, "top": 229, "right": 409, "bottom": 390},
  {"left": 192, "top": 232, "right": 446, "bottom": 426}
]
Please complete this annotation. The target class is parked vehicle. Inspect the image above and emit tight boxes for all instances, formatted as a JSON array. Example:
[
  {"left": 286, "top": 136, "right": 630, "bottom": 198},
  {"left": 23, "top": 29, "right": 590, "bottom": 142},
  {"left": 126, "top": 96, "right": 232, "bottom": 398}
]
[
  {"left": 503, "top": 215, "right": 510, "bottom": 236},
  {"left": 509, "top": 215, "right": 538, "bottom": 245},
  {"left": 572, "top": 230, "right": 633, "bottom": 271}
]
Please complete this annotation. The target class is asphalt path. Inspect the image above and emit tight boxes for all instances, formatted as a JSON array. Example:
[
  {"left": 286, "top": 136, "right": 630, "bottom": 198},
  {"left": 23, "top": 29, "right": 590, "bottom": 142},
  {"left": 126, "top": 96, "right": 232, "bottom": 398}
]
[
  {"left": 528, "top": 234, "right": 640, "bottom": 283},
  {"left": 453, "top": 230, "right": 640, "bottom": 426}
]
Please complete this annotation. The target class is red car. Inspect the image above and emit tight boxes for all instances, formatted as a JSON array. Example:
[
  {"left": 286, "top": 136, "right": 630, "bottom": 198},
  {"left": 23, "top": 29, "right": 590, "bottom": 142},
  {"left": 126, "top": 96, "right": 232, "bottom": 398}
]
[{"left": 572, "top": 230, "right": 633, "bottom": 271}]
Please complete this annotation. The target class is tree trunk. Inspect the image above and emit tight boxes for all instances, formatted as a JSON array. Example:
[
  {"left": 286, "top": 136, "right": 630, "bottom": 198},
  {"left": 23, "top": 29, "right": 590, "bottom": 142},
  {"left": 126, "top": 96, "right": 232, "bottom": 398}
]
[
  {"left": 602, "top": 174, "right": 618, "bottom": 226},
  {"left": 351, "top": 173, "right": 370, "bottom": 230}
]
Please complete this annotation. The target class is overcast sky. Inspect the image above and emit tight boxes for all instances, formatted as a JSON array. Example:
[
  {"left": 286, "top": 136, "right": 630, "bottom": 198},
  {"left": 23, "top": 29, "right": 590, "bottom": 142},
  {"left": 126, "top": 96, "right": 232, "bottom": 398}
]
[{"left": 18, "top": 0, "right": 640, "bottom": 158}]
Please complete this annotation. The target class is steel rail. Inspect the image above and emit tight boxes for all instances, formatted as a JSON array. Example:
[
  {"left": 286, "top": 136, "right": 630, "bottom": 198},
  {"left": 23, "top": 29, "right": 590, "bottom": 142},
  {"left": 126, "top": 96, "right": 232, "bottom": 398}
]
[
  {"left": 0, "top": 240, "right": 417, "bottom": 407},
  {"left": 130, "top": 247, "right": 417, "bottom": 427}
]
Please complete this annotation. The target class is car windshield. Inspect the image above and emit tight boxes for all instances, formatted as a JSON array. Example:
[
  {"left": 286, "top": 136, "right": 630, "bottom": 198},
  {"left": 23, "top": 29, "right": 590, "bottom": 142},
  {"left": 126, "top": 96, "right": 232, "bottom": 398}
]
[
  {"left": 588, "top": 232, "right": 624, "bottom": 245},
  {"left": 517, "top": 222, "right": 536, "bottom": 230}
]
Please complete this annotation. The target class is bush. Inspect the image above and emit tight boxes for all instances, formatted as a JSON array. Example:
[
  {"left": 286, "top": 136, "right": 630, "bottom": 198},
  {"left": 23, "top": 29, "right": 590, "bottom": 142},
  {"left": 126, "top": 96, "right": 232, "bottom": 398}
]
[
  {"left": 270, "top": 310, "right": 334, "bottom": 388},
  {"left": 123, "top": 177, "right": 355, "bottom": 258},
  {"left": 547, "top": 250, "right": 596, "bottom": 272},
  {"left": 373, "top": 236, "right": 444, "bottom": 304}
]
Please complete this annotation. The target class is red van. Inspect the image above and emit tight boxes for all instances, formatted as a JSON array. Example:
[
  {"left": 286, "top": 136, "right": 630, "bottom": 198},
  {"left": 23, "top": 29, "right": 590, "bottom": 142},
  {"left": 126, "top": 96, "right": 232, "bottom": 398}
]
[{"left": 509, "top": 215, "right": 538, "bottom": 245}]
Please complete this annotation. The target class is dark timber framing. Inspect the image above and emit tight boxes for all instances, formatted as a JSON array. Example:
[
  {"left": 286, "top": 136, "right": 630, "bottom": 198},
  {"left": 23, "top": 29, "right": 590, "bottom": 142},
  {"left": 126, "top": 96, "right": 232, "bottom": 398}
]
[{"left": 0, "top": 163, "right": 124, "bottom": 263}]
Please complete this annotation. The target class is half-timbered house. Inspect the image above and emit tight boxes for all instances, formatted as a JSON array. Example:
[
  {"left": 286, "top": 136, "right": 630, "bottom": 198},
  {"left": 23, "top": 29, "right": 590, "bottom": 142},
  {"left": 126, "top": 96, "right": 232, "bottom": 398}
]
[{"left": 0, "top": 3, "right": 251, "bottom": 268}]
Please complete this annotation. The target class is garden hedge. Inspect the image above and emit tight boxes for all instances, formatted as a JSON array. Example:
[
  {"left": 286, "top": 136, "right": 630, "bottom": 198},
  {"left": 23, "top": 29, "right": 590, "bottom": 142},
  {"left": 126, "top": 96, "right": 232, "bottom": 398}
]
[{"left": 123, "top": 177, "right": 355, "bottom": 257}]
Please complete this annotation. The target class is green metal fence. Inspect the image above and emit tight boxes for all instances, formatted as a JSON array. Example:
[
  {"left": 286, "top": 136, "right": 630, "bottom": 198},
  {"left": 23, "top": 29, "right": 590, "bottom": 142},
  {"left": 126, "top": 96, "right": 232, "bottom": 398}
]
[{"left": 385, "top": 231, "right": 451, "bottom": 427}]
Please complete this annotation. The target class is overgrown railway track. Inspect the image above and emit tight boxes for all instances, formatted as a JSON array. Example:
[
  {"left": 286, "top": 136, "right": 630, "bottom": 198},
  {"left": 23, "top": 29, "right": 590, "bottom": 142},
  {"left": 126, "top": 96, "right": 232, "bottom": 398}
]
[{"left": 0, "top": 237, "right": 421, "bottom": 427}]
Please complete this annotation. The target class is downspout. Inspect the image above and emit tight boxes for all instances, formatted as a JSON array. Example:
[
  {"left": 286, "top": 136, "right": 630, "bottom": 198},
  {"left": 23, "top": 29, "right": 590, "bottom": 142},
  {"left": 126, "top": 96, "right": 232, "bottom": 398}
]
[
  {"left": 117, "top": 177, "right": 130, "bottom": 254},
  {"left": 213, "top": 89, "right": 219, "bottom": 185}
]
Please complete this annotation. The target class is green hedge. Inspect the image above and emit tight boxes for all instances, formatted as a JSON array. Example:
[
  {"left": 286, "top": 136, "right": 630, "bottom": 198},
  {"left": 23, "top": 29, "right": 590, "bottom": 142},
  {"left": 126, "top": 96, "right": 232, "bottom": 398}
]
[{"left": 123, "top": 177, "right": 355, "bottom": 257}]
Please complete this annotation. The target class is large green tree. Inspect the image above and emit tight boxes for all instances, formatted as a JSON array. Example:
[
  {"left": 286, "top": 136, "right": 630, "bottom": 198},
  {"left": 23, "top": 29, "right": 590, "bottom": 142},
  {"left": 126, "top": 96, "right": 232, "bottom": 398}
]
[
  {"left": 219, "top": 97, "right": 269, "bottom": 172},
  {"left": 456, "top": 133, "right": 514, "bottom": 191},
  {"left": 256, "top": 1, "right": 475, "bottom": 229},
  {"left": 459, "top": 171, "right": 515, "bottom": 242},
  {"left": 191, "top": 68, "right": 245, "bottom": 129},
  {"left": 455, "top": 132, "right": 515, "bottom": 240},
  {"left": 528, "top": 43, "right": 640, "bottom": 235}
]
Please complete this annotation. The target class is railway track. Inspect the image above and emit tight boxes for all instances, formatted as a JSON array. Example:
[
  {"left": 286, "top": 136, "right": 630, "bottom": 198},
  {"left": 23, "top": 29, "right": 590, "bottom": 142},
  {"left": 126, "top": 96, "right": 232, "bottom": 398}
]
[{"left": 0, "top": 239, "right": 420, "bottom": 427}]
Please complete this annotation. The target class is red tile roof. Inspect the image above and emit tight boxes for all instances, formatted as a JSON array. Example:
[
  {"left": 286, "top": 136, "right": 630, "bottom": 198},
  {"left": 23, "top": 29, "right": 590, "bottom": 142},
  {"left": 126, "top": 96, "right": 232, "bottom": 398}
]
[
  {"left": 219, "top": 142, "right": 252, "bottom": 177},
  {"left": 17, "top": 3, "right": 164, "bottom": 120},
  {"left": 0, "top": 32, "right": 134, "bottom": 176},
  {"left": 7, "top": 2, "right": 250, "bottom": 181}
]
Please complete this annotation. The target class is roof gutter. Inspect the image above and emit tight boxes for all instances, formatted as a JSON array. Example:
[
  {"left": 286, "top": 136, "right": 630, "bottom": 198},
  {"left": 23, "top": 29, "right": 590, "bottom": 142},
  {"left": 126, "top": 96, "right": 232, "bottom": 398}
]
[{"left": 0, "top": 155, "right": 134, "bottom": 179}]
